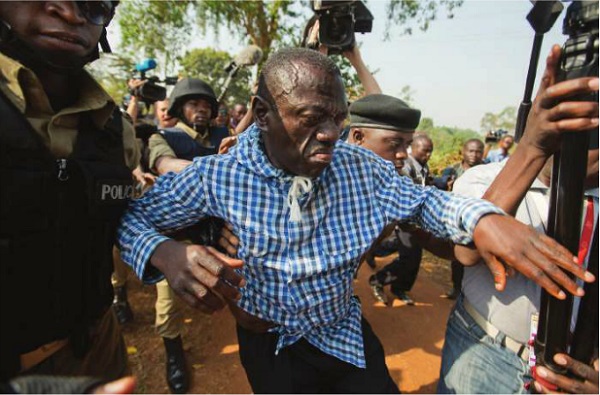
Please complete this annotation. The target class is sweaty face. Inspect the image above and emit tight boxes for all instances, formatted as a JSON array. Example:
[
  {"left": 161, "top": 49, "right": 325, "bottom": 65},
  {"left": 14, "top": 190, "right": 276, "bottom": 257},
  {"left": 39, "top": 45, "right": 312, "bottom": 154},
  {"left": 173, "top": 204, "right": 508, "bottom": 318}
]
[
  {"left": 261, "top": 65, "right": 348, "bottom": 178},
  {"left": 182, "top": 97, "right": 212, "bottom": 130},
  {"left": 357, "top": 128, "right": 413, "bottom": 173},
  {"left": 411, "top": 139, "right": 433, "bottom": 166},
  {"left": 155, "top": 99, "right": 177, "bottom": 129},
  {"left": 0, "top": 1, "right": 103, "bottom": 68},
  {"left": 462, "top": 141, "right": 484, "bottom": 167}
]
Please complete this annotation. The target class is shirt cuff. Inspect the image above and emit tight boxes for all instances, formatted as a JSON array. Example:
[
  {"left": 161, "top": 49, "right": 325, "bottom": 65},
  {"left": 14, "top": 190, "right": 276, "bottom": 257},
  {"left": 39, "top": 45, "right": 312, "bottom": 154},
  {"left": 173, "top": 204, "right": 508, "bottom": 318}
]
[
  {"left": 131, "top": 231, "right": 171, "bottom": 284},
  {"left": 455, "top": 199, "right": 505, "bottom": 244}
]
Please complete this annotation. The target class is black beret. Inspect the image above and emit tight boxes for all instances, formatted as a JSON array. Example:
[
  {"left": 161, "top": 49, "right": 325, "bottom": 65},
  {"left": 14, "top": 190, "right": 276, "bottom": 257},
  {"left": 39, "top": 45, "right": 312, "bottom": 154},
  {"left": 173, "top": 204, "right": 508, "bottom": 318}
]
[{"left": 349, "top": 94, "right": 421, "bottom": 133}]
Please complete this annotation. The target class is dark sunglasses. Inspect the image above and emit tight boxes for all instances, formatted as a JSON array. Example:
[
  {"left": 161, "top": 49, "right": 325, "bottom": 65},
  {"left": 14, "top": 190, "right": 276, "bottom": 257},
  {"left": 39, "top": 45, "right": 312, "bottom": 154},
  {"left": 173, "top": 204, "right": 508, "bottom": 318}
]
[{"left": 75, "top": 1, "right": 115, "bottom": 26}]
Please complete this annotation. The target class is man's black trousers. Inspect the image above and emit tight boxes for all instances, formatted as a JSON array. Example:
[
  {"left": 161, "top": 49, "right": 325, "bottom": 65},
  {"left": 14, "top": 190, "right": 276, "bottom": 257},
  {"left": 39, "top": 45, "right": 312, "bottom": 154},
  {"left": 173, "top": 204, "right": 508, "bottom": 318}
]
[{"left": 236, "top": 317, "right": 400, "bottom": 394}]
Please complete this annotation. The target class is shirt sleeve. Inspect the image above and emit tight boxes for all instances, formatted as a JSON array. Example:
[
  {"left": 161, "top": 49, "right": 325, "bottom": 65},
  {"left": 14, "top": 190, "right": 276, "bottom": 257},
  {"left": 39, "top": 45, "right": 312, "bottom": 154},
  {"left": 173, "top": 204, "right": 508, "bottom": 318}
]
[
  {"left": 373, "top": 160, "right": 505, "bottom": 244},
  {"left": 148, "top": 133, "right": 176, "bottom": 171},
  {"left": 117, "top": 158, "right": 218, "bottom": 283}
]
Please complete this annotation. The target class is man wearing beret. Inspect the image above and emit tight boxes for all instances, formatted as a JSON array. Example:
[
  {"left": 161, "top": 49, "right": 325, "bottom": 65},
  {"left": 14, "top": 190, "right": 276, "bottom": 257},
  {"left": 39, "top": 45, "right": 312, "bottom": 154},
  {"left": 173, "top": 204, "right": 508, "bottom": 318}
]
[
  {"left": 118, "top": 48, "right": 592, "bottom": 393},
  {"left": 347, "top": 94, "right": 425, "bottom": 306}
]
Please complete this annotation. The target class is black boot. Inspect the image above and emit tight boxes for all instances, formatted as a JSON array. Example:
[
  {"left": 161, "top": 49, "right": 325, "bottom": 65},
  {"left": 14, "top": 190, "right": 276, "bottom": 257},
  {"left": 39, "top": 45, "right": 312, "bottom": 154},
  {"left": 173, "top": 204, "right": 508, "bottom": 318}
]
[
  {"left": 112, "top": 286, "right": 133, "bottom": 325},
  {"left": 163, "top": 336, "right": 189, "bottom": 394}
]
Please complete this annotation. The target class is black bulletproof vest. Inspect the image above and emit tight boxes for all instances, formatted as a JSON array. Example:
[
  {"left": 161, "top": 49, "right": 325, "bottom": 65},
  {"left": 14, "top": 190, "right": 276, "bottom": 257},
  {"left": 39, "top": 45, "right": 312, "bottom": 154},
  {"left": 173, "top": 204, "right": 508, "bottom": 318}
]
[
  {"left": 0, "top": 93, "right": 133, "bottom": 378},
  {"left": 158, "top": 126, "right": 229, "bottom": 160}
]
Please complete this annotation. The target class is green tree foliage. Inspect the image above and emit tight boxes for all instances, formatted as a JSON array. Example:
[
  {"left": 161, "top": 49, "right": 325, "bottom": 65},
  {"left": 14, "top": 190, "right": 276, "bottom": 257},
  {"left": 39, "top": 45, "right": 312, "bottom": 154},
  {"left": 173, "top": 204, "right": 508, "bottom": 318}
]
[
  {"left": 417, "top": 117, "right": 481, "bottom": 175},
  {"left": 194, "top": 1, "right": 303, "bottom": 60},
  {"left": 384, "top": 0, "right": 464, "bottom": 37},
  {"left": 117, "top": 0, "right": 195, "bottom": 74},
  {"left": 178, "top": 48, "right": 253, "bottom": 106},
  {"left": 480, "top": 106, "right": 517, "bottom": 133},
  {"left": 113, "top": 0, "right": 463, "bottom": 85}
]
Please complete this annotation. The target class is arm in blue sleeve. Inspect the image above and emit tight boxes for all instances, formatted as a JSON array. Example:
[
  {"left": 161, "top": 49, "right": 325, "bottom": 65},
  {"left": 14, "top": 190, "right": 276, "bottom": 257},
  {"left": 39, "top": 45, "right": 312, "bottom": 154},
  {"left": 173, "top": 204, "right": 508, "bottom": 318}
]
[
  {"left": 374, "top": 161, "right": 504, "bottom": 244},
  {"left": 117, "top": 159, "right": 217, "bottom": 283}
]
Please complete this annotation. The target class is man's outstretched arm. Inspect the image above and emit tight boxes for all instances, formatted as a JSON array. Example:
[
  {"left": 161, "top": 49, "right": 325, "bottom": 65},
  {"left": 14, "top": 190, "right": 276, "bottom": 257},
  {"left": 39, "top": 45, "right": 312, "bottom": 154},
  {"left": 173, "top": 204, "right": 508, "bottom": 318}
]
[{"left": 453, "top": 45, "right": 598, "bottom": 292}]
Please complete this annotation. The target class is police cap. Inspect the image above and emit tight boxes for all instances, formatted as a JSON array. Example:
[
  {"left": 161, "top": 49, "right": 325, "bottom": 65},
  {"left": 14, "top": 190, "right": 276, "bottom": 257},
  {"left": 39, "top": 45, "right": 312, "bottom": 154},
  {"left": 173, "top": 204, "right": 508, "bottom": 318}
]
[{"left": 349, "top": 94, "right": 421, "bottom": 133}]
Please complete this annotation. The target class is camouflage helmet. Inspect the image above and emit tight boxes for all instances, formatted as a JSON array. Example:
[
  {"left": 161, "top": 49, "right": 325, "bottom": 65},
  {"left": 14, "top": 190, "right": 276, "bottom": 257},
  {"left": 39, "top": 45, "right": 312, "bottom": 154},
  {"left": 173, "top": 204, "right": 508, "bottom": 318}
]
[{"left": 167, "top": 78, "right": 219, "bottom": 119}]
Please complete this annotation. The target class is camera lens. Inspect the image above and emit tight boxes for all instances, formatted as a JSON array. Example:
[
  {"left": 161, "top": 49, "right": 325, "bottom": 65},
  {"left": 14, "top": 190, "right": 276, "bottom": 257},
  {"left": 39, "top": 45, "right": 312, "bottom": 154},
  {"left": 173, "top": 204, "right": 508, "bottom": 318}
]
[{"left": 75, "top": 1, "right": 115, "bottom": 26}]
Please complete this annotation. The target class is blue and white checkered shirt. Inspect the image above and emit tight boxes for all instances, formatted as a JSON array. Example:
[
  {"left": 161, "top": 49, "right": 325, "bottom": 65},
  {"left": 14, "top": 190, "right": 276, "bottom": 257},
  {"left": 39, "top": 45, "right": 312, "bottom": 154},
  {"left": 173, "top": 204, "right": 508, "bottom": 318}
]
[{"left": 118, "top": 124, "right": 504, "bottom": 368}]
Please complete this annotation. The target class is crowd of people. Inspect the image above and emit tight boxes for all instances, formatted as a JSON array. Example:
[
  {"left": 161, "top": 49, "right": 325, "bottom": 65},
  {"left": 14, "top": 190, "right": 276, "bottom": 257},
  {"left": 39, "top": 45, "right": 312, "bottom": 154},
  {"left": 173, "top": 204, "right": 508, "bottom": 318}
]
[{"left": 0, "top": 1, "right": 598, "bottom": 394}]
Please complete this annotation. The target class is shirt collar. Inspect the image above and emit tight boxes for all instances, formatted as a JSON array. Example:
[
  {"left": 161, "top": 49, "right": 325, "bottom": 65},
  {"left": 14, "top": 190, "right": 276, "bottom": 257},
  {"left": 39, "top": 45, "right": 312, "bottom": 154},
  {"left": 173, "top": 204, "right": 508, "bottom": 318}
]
[{"left": 234, "top": 124, "right": 290, "bottom": 181}]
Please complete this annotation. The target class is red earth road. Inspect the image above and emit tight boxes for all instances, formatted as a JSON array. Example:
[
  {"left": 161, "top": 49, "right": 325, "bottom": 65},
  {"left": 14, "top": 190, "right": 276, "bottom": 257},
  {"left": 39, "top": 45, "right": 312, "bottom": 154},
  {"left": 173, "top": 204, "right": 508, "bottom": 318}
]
[{"left": 122, "top": 253, "right": 455, "bottom": 393}]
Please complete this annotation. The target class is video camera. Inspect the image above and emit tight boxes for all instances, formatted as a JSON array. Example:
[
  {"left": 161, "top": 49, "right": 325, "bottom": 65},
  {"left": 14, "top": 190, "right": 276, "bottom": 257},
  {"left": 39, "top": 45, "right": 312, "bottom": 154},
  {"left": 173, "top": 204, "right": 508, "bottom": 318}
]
[
  {"left": 130, "top": 58, "right": 178, "bottom": 103},
  {"left": 310, "top": 0, "right": 373, "bottom": 55},
  {"left": 484, "top": 128, "right": 508, "bottom": 143}
]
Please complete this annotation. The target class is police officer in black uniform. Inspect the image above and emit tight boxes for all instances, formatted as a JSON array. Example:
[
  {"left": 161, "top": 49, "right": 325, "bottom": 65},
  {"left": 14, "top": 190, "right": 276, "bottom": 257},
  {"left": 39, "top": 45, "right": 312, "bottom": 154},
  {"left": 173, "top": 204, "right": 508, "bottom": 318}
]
[
  {"left": 148, "top": 77, "right": 230, "bottom": 175},
  {"left": 0, "top": 0, "right": 138, "bottom": 389}
]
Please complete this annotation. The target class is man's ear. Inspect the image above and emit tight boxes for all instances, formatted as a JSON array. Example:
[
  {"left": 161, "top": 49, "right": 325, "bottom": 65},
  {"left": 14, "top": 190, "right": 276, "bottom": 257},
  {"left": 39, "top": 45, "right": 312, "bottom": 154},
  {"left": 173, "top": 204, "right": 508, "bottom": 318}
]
[
  {"left": 252, "top": 96, "right": 270, "bottom": 130},
  {"left": 351, "top": 128, "right": 364, "bottom": 145}
]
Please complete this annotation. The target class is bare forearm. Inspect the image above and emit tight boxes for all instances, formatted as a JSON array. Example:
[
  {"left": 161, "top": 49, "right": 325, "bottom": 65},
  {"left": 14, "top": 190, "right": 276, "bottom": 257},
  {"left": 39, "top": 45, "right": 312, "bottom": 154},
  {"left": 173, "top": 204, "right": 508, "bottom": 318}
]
[
  {"left": 154, "top": 156, "right": 192, "bottom": 175},
  {"left": 345, "top": 50, "right": 381, "bottom": 95},
  {"left": 126, "top": 96, "right": 139, "bottom": 125},
  {"left": 482, "top": 142, "right": 548, "bottom": 215}
]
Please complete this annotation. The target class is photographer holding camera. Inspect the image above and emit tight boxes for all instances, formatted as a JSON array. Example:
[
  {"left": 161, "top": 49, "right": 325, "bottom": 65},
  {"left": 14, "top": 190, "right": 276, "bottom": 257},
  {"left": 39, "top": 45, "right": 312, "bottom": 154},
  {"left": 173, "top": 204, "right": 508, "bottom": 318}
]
[{"left": 484, "top": 132, "right": 514, "bottom": 163}]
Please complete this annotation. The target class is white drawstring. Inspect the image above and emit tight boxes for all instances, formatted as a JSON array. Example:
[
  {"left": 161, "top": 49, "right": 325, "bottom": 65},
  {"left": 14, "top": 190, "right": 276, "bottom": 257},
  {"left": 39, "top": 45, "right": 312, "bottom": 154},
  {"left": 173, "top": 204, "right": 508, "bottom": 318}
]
[{"left": 287, "top": 176, "right": 313, "bottom": 222}]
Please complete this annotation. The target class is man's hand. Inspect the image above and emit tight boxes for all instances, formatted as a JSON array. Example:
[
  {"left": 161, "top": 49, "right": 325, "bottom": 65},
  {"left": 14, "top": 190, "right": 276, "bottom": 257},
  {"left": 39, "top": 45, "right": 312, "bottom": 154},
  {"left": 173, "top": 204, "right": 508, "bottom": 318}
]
[
  {"left": 218, "top": 222, "right": 239, "bottom": 256},
  {"left": 132, "top": 166, "right": 156, "bottom": 187},
  {"left": 521, "top": 44, "right": 599, "bottom": 157},
  {"left": 472, "top": 214, "right": 594, "bottom": 298},
  {"left": 92, "top": 377, "right": 137, "bottom": 394},
  {"left": 154, "top": 156, "right": 192, "bottom": 175},
  {"left": 218, "top": 136, "right": 238, "bottom": 154},
  {"left": 534, "top": 354, "right": 599, "bottom": 394},
  {"left": 151, "top": 241, "right": 245, "bottom": 314}
]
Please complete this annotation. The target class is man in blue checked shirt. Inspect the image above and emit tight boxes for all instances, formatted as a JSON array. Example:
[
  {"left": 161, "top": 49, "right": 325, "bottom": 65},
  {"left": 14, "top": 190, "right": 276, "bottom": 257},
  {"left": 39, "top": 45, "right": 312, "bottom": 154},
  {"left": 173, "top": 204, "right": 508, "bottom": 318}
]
[{"left": 118, "top": 48, "right": 592, "bottom": 393}]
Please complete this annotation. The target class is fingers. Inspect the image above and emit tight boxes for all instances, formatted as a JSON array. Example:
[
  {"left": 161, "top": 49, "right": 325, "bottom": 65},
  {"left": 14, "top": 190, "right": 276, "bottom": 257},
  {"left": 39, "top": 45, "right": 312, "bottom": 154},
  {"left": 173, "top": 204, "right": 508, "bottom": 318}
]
[
  {"left": 535, "top": 358, "right": 599, "bottom": 394},
  {"left": 189, "top": 246, "right": 245, "bottom": 299},
  {"left": 534, "top": 45, "right": 562, "bottom": 99},
  {"left": 481, "top": 252, "right": 506, "bottom": 291},
  {"left": 205, "top": 246, "right": 246, "bottom": 287},
  {"left": 218, "top": 236, "right": 238, "bottom": 256},
  {"left": 177, "top": 288, "right": 215, "bottom": 314},
  {"left": 218, "top": 136, "right": 238, "bottom": 154},
  {"left": 554, "top": 354, "right": 600, "bottom": 385},
  {"left": 541, "top": 77, "right": 599, "bottom": 110},
  {"left": 533, "top": 233, "right": 595, "bottom": 285},
  {"left": 92, "top": 376, "right": 137, "bottom": 394},
  {"left": 217, "top": 222, "right": 240, "bottom": 256}
]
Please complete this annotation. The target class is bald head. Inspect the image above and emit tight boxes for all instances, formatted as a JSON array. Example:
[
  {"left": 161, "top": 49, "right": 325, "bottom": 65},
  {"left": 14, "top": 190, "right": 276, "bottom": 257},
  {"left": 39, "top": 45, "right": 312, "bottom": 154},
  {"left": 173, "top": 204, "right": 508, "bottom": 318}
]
[{"left": 257, "top": 47, "right": 342, "bottom": 108}]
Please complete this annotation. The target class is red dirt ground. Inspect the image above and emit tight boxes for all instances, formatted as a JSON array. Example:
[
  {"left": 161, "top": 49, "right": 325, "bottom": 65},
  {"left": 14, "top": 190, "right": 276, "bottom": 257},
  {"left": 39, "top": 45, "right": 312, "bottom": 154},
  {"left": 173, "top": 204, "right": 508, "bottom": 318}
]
[{"left": 121, "top": 252, "right": 455, "bottom": 393}]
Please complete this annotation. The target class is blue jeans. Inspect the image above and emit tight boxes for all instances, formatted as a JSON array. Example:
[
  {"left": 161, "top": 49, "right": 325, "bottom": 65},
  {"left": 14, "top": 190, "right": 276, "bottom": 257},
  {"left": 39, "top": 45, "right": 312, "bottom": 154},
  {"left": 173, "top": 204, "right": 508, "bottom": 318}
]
[{"left": 437, "top": 295, "right": 531, "bottom": 394}]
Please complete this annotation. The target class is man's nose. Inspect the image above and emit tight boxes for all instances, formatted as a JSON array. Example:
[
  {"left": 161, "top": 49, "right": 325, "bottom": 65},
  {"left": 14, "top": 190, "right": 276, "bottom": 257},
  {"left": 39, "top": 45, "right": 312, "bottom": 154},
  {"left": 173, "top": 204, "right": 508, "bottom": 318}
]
[
  {"left": 46, "top": 1, "right": 87, "bottom": 25},
  {"left": 316, "top": 124, "right": 340, "bottom": 143},
  {"left": 396, "top": 149, "right": 408, "bottom": 160}
]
